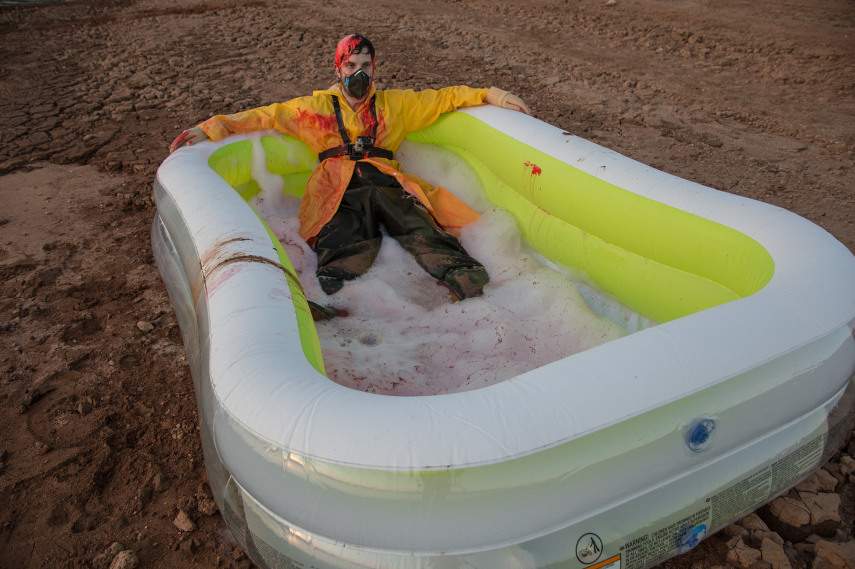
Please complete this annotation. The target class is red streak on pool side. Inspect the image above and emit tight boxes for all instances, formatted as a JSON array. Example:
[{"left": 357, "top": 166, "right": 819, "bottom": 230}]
[{"left": 524, "top": 161, "right": 542, "bottom": 176}]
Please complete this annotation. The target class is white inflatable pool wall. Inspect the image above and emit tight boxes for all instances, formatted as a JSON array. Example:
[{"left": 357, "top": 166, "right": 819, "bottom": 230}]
[{"left": 152, "top": 106, "right": 855, "bottom": 569}]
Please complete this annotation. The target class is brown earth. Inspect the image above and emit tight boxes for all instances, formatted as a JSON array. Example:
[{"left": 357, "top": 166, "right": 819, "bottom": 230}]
[{"left": 1, "top": 0, "right": 854, "bottom": 567}]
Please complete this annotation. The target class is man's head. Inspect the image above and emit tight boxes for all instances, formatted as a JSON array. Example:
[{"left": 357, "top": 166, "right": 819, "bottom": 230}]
[
  {"left": 335, "top": 34, "right": 375, "bottom": 69},
  {"left": 335, "top": 34, "right": 375, "bottom": 101}
]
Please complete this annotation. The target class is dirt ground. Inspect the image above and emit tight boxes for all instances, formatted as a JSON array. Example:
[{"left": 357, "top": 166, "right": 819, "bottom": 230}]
[{"left": 1, "top": 0, "right": 853, "bottom": 567}]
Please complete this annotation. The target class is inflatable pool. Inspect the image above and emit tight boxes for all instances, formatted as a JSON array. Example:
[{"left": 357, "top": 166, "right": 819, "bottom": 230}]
[{"left": 152, "top": 105, "right": 855, "bottom": 569}]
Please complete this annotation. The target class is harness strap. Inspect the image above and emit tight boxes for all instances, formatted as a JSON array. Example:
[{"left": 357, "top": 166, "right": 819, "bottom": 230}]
[
  {"left": 332, "top": 96, "right": 351, "bottom": 145},
  {"left": 366, "top": 96, "right": 379, "bottom": 140},
  {"left": 318, "top": 95, "right": 394, "bottom": 162}
]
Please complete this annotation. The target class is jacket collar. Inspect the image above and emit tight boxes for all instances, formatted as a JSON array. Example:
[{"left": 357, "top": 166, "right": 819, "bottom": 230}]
[{"left": 315, "top": 83, "right": 377, "bottom": 112}]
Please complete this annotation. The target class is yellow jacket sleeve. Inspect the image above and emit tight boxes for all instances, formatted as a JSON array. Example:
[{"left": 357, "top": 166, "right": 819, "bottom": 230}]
[
  {"left": 377, "top": 86, "right": 488, "bottom": 149},
  {"left": 197, "top": 97, "right": 316, "bottom": 142},
  {"left": 197, "top": 103, "right": 279, "bottom": 141}
]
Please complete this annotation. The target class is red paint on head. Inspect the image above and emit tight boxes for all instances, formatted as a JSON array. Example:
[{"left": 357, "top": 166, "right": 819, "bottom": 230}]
[
  {"left": 524, "top": 161, "right": 542, "bottom": 176},
  {"left": 335, "top": 34, "right": 374, "bottom": 69}
]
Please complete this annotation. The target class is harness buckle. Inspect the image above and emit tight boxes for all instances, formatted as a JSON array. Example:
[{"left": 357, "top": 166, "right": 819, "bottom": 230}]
[{"left": 350, "top": 136, "right": 374, "bottom": 160}]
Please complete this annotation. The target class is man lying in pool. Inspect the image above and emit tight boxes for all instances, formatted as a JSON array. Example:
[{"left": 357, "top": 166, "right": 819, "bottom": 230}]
[{"left": 171, "top": 34, "right": 530, "bottom": 312}]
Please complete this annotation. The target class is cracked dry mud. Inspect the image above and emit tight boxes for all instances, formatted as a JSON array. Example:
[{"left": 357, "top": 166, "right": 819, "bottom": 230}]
[{"left": 1, "top": 0, "right": 853, "bottom": 568}]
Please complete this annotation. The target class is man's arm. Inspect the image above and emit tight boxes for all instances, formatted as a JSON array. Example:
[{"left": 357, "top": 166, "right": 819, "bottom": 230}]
[{"left": 169, "top": 101, "right": 294, "bottom": 153}]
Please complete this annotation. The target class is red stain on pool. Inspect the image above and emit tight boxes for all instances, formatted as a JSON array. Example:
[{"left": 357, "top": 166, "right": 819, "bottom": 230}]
[{"left": 524, "top": 161, "right": 542, "bottom": 176}]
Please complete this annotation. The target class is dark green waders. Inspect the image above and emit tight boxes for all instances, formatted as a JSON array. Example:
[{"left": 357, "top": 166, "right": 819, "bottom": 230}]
[{"left": 313, "top": 163, "right": 489, "bottom": 300}]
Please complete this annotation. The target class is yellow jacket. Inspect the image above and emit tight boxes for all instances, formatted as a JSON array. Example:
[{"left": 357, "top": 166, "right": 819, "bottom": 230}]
[{"left": 198, "top": 84, "right": 489, "bottom": 240}]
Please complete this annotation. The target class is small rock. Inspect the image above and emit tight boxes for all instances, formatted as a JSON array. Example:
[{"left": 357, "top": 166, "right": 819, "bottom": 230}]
[
  {"left": 136, "top": 320, "right": 154, "bottom": 332},
  {"left": 812, "top": 539, "right": 855, "bottom": 569},
  {"left": 763, "top": 495, "right": 813, "bottom": 542},
  {"left": 824, "top": 462, "right": 846, "bottom": 485},
  {"left": 107, "top": 542, "right": 125, "bottom": 555},
  {"left": 741, "top": 512, "right": 780, "bottom": 543},
  {"left": 799, "top": 492, "right": 841, "bottom": 536},
  {"left": 92, "top": 542, "right": 125, "bottom": 569},
  {"left": 796, "top": 469, "right": 839, "bottom": 493},
  {"left": 196, "top": 495, "right": 218, "bottom": 516},
  {"left": 742, "top": 512, "right": 772, "bottom": 532},
  {"left": 761, "top": 537, "right": 793, "bottom": 569},
  {"left": 35, "top": 441, "right": 51, "bottom": 454},
  {"left": 173, "top": 509, "right": 197, "bottom": 532},
  {"left": 109, "top": 550, "right": 138, "bottom": 569},
  {"left": 840, "top": 455, "right": 855, "bottom": 476},
  {"left": 724, "top": 524, "right": 750, "bottom": 539},
  {"left": 727, "top": 536, "right": 763, "bottom": 568}
]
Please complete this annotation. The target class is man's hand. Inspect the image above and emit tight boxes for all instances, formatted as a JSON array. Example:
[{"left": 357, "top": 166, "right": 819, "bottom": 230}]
[
  {"left": 486, "top": 87, "right": 532, "bottom": 115},
  {"left": 169, "top": 127, "right": 209, "bottom": 153}
]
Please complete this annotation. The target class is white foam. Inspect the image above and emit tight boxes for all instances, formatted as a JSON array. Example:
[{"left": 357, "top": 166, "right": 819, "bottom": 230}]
[
  {"left": 247, "top": 135, "right": 636, "bottom": 396},
  {"left": 250, "top": 137, "right": 285, "bottom": 204}
]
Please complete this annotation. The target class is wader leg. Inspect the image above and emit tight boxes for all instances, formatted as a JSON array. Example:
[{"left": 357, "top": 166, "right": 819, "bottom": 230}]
[
  {"left": 373, "top": 186, "right": 489, "bottom": 299},
  {"left": 314, "top": 186, "right": 382, "bottom": 295}
]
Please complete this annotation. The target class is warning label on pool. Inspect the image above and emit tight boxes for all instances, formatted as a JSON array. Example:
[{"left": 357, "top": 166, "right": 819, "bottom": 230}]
[
  {"left": 621, "top": 508, "right": 710, "bottom": 569},
  {"left": 711, "top": 434, "right": 823, "bottom": 528},
  {"left": 621, "top": 430, "right": 828, "bottom": 569}
]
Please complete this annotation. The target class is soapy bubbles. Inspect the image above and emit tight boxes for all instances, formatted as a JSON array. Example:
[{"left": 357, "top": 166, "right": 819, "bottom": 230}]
[
  {"left": 247, "top": 136, "right": 637, "bottom": 396},
  {"left": 253, "top": 191, "right": 629, "bottom": 396}
]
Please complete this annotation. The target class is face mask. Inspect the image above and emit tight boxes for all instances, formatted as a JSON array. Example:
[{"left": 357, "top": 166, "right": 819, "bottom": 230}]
[{"left": 342, "top": 68, "right": 371, "bottom": 99}]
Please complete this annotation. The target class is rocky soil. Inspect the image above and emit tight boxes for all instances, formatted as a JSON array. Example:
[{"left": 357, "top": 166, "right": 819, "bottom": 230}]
[{"left": 0, "top": 0, "right": 853, "bottom": 568}]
